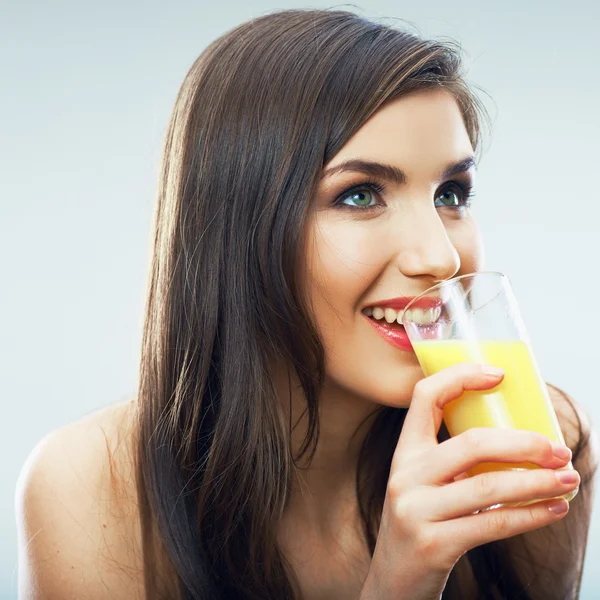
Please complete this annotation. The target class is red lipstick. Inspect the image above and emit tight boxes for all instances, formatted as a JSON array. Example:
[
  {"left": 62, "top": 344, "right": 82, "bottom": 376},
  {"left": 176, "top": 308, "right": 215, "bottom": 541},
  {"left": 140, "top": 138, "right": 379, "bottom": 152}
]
[
  {"left": 361, "top": 295, "right": 442, "bottom": 352},
  {"left": 363, "top": 314, "right": 414, "bottom": 351}
]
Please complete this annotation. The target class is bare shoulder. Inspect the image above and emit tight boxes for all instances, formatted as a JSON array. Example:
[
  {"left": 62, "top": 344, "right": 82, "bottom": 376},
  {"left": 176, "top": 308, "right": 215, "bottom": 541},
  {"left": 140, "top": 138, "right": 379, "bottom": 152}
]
[{"left": 15, "top": 398, "right": 144, "bottom": 599}]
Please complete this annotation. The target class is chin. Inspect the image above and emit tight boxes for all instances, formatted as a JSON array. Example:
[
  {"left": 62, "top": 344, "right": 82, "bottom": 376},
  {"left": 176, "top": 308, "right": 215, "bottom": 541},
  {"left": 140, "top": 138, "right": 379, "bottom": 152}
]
[{"left": 326, "top": 362, "right": 426, "bottom": 409}]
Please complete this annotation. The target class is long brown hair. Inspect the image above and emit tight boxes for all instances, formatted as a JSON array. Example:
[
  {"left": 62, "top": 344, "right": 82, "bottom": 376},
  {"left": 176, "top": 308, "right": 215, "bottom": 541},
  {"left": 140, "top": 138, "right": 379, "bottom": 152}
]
[{"left": 131, "top": 9, "right": 593, "bottom": 599}]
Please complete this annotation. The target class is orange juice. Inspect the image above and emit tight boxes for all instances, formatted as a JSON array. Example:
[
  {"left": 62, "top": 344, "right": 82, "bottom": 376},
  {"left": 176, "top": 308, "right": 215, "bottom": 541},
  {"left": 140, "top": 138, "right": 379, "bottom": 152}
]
[{"left": 412, "top": 339, "right": 577, "bottom": 503}]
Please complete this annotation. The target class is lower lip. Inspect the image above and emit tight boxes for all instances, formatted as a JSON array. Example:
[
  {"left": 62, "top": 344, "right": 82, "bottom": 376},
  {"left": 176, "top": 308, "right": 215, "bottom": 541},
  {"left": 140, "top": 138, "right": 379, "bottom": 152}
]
[{"left": 363, "top": 315, "right": 414, "bottom": 352}]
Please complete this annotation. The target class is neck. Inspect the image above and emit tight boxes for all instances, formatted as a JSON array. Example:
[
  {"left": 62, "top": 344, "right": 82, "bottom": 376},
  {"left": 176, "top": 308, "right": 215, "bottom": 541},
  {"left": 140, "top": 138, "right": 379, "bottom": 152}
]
[{"left": 275, "top": 366, "right": 380, "bottom": 535}]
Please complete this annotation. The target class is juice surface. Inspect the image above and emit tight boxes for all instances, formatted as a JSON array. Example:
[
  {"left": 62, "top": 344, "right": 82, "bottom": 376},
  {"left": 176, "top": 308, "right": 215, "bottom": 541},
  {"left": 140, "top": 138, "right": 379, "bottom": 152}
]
[{"left": 412, "top": 339, "right": 568, "bottom": 477}]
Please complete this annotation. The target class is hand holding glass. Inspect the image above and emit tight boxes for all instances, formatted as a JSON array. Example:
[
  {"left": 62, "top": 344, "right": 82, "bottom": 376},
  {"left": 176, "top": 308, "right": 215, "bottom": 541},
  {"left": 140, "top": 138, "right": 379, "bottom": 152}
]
[{"left": 401, "top": 271, "right": 578, "bottom": 509}]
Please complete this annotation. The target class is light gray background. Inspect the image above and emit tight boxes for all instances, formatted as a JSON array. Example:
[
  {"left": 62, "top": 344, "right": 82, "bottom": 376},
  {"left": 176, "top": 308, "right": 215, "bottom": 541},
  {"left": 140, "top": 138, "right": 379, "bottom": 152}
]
[{"left": 2, "top": 0, "right": 598, "bottom": 598}]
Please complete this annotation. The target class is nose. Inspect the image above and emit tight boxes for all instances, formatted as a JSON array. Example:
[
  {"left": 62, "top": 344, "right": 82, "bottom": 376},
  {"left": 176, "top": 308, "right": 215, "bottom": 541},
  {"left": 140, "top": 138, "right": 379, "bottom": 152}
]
[{"left": 395, "top": 207, "right": 460, "bottom": 281}]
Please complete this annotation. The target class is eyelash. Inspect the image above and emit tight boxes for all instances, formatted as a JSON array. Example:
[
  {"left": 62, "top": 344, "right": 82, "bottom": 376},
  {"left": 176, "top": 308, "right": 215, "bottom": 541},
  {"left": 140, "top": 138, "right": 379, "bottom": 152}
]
[{"left": 332, "top": 177, "right": 476, "bottom": 212}]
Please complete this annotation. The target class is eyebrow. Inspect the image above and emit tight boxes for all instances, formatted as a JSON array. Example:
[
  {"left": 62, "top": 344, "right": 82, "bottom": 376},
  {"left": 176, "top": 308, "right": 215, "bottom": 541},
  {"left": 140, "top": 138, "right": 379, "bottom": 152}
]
[{"left": 320, "top": 156, "right": 477, "bottom": 185}]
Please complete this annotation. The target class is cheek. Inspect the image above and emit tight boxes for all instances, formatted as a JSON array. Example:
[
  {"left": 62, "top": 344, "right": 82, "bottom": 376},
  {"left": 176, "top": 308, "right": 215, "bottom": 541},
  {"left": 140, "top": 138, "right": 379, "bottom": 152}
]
[
  {"left": 302, "top": 218, "right": 388, "bottom": 379},
  {"left": 304, "top": 216, "right": 386, "bottom": 316},
  {"left": 302, "top": 216, "right": 422, "bottom": 407},
  {"left": 300, "top": 213, "right": 485, "bottom": 409}
]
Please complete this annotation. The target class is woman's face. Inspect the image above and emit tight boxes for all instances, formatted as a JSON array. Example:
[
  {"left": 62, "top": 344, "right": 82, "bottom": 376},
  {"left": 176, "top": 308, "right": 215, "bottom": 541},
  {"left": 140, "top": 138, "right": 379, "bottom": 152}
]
[{"left": 304, "top": 88, "right": 483, "bottom": 407}]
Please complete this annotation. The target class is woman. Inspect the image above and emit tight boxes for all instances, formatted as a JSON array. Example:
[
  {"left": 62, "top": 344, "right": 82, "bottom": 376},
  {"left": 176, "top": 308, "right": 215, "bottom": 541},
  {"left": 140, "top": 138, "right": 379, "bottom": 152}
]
[{"left": 16, "top": 8, "right": 598, "bottom": 600}]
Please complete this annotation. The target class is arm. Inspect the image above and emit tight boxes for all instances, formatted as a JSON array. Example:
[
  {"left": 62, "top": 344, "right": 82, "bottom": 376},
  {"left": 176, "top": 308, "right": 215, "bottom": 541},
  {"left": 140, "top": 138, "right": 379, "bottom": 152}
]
[
  {"left": 499, "top": 385, "right": 599, "bottom": 600},
  {"left": 15, "top": 411, "right": 143, "bottom": 599}
]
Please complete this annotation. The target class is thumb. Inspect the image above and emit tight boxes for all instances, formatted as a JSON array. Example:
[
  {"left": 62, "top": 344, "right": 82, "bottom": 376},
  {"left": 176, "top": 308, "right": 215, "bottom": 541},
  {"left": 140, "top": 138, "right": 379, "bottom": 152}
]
[{"left": 393, "top": 363, "right": 504, "bottom": 461}]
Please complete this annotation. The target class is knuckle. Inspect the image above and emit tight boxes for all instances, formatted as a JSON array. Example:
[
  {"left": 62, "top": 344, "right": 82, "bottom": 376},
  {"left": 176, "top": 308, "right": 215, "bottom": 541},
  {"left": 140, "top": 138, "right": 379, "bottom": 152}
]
[
  {"left": 487, "top": 509, "right": 511, "bottom": 534},
  {"left": 474, "top": 473, "right": 496, "bottom": 502},
  {"left": 527, "top": 431, "right": 551, "bottom": 456},
  {"left": 525, "top": 435, "right": 542, "bottom": 456},
  {"left": 542, "top": 469, "right": 559, "bottom": 488},
  {"left": 458, "top": 362, "right": 481, "bottom": 378},
  {"left": 464, "top": 427, "right": 485, "bottom": 453},
  {"left": 466, "top": 361, "right": 482, "bottom": 374},
  {"left": 525, "top": 504, "right": 544, "bottom": 526},
  {"left": 415, "top": 525, "right": 441, "bottom": 558},
  {"left": 542, "top": 439, "right": 556, "bottom": 462},
  {"left": 391, "top": 494, "right": 413, "bottom": 522},
  {"left": 387, "top": 472, "right": 408, "bottom": 497},
  {"left": 412, "top": 379, "right": 429, "bottom": 400}
]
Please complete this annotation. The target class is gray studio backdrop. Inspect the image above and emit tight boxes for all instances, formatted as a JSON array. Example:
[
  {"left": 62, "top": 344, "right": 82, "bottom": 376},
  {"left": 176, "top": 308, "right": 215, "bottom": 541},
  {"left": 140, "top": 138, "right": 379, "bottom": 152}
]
[{"left": 2, "top": 0, "right": 598, "bottom": 598}]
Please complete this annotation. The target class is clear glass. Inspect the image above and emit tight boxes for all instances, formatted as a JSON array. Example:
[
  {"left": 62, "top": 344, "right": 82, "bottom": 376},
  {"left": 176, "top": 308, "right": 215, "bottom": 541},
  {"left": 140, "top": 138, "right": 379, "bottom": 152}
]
[{"left": 401, "top": 271, "right": 578, "bottom": 510}]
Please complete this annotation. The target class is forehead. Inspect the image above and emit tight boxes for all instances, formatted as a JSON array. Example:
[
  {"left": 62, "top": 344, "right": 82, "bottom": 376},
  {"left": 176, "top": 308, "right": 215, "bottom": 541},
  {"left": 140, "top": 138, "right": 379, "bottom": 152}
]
[{"left": 325, "top": 89, "right": 473, "bottom": 178}]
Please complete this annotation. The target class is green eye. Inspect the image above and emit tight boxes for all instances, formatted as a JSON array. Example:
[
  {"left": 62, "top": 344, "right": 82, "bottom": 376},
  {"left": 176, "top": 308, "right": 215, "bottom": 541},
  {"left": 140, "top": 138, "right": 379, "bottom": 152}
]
[
  {"left": 342, "top": 189, "right": 376, "bottom": 208},
  {"left": 435, "top": 188, "right": 461, "bottom": 208}
]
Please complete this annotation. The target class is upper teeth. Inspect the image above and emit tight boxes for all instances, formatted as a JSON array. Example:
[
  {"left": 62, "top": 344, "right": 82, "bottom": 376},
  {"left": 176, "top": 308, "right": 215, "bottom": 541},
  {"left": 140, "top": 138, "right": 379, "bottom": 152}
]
[{"left": 363, "top": 306, "right": 441, "bottom": 325}]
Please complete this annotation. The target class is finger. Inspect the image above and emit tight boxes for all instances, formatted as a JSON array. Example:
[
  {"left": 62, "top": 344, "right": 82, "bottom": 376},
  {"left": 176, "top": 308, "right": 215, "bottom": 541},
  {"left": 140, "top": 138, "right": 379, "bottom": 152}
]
[
  {"left": 410, "top": 427, "right": 572, "bottom": 485},
  {"left": 425, "top": 468, "right": 580, "bottom": 521},
  {"left": 436, "top": 495, "right": 571, "bottom": 553},
  {"left": 396, "top": 363, "right": 504, "bottom": 454}
]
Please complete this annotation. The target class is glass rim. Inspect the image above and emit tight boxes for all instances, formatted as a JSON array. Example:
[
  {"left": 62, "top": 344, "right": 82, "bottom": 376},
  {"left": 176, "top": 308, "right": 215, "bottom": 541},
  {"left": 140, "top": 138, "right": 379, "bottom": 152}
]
[{"left": 400, "top": 270, "right": 508, "bottom": 322}]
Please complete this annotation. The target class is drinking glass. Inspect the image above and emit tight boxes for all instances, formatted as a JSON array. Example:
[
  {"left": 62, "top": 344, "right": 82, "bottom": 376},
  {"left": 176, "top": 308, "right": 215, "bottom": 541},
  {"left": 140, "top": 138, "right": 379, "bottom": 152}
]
[{"left": 401, "top": 271, "right": 578, "bottom": 509}]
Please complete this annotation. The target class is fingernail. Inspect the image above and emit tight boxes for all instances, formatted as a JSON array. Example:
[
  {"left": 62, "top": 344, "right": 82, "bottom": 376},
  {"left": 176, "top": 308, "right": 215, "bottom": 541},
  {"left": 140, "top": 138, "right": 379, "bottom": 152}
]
[
  {"left": 481, "top": 366, "right": 504, "bottom": 377},
  {"left": 547, "top": 499, "right": 569, "bottom": 515},
  {"left": 551, "top": 441, "right": 572, "bottom": 461},
  {"left": 555, "top": 469, "right": 579, "bottom": 485}
]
